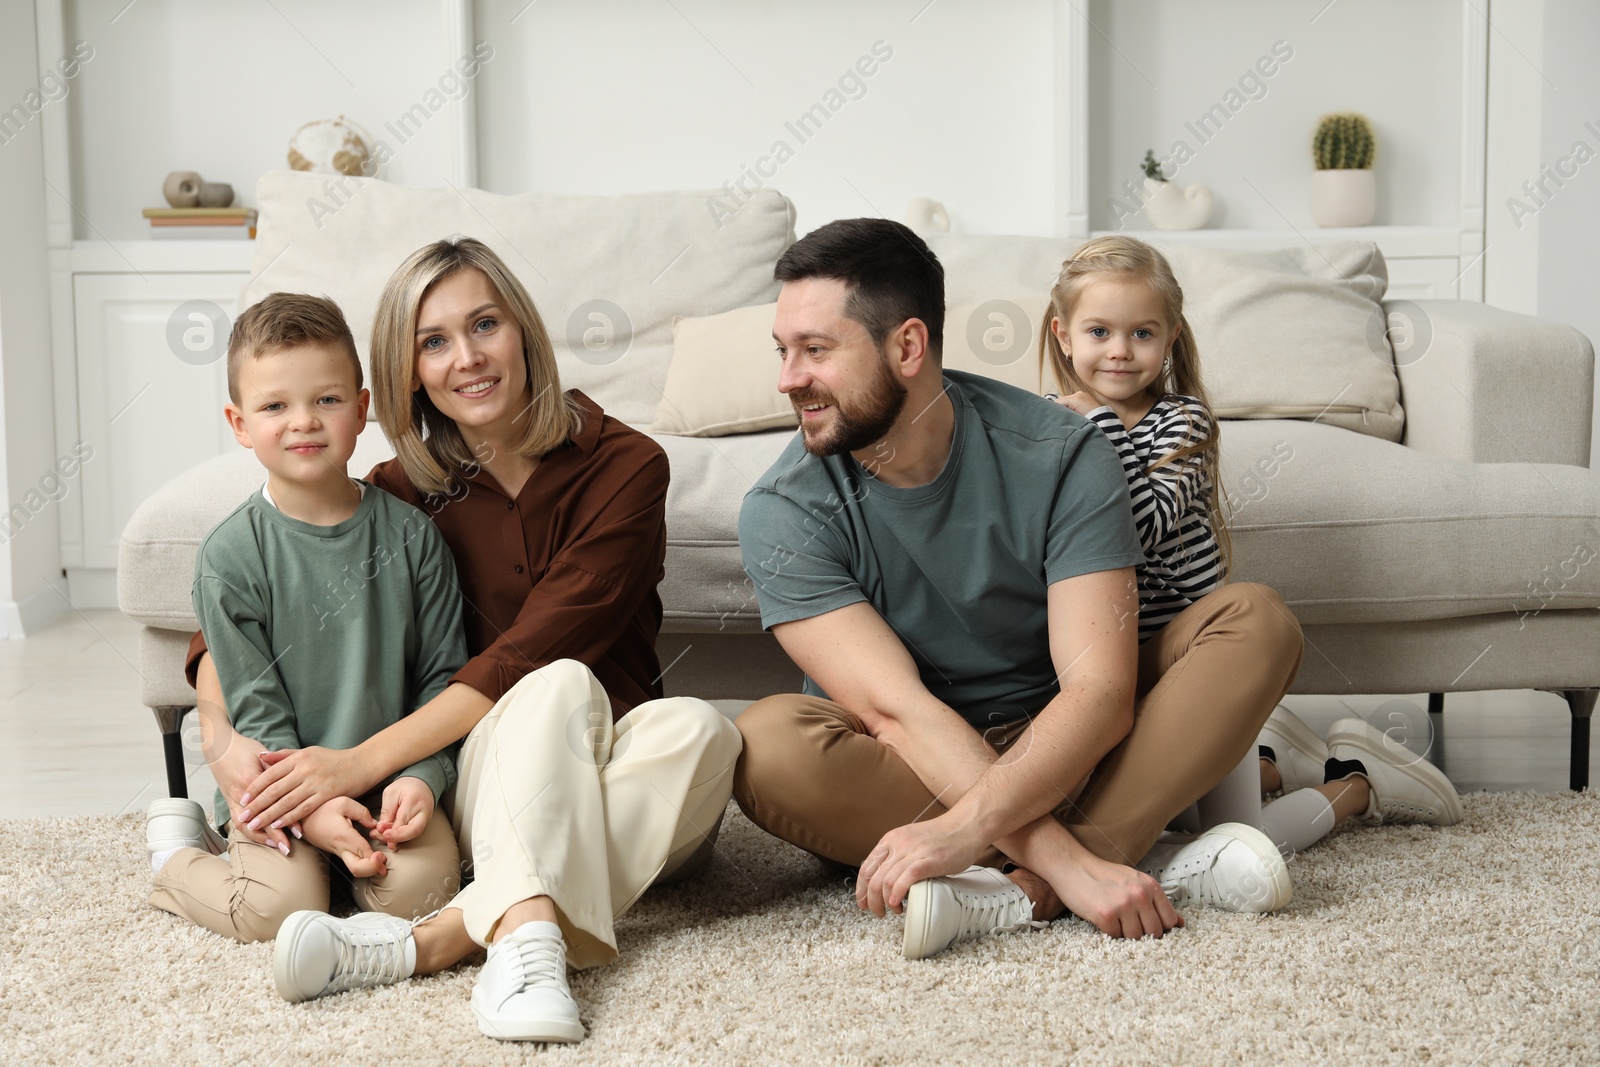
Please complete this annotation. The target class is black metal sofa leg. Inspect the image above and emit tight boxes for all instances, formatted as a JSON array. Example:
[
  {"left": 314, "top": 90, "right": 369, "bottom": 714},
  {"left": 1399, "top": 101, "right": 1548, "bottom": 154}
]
[
  {"left": 1425, "top": 694, "right": 1447, "bottom": 772},
  {"left": 153, "top": 705, "right": 192, "bottom": 799},
  {"left": 1564, "top": 690, "right": 1596, "bottom": 792}
]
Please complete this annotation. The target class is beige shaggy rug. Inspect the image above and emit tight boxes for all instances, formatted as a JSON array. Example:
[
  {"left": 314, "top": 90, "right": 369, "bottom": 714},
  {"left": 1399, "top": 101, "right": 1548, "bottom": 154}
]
[{"left": 2, "top": 793, "right": 1597, "bottom": 1067}]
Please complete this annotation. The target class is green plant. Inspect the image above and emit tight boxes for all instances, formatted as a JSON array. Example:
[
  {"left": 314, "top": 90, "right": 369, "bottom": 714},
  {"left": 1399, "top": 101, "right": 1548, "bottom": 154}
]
[
  {"left": 1313, "top": 113, "right": 1375, "bottom": 169},
  {"left": 1142, "top": 149, "right": 1167, "bottom": 182}
]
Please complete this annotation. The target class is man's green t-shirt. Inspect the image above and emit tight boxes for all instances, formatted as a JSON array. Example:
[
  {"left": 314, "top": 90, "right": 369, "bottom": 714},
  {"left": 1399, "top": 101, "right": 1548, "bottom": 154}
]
[
  {"left": 739, "top": 370, "right": 1143, "bottom": 729},
  {"left": 193, "top": 481, "right": 467, "bottom": 829}
]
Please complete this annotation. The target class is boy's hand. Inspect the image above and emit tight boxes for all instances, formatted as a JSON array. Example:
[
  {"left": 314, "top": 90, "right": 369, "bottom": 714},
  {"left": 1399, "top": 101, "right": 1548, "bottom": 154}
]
[
  {"left": 1055, "top": 391, "right": 1101, "bottom": 417},
  {"left": 373, "top": 776, "right": 435, "bottom": 849},
  {"left": 301, "top": 797, "right": 390, "bottom": 879}
]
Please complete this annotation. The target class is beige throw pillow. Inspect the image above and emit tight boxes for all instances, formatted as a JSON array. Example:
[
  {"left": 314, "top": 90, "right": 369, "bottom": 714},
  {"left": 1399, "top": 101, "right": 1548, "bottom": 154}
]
[
  {"left": 942, "top": 294, "right": 1054, "bottom": 394},
  {"left": 653, "top": 297, "right": 1058, "bottom": 437},
  {"left": 654, "top": 305, "right": 795, "bottom": 436},
  {"left": 1159, "top": 241, "right": 1402, "bottom": 441}
]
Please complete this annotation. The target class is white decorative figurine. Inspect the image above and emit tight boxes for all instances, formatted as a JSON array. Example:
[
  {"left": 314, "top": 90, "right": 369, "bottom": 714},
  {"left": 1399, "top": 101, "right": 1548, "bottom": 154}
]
[{"left": 1140, "top": 150, "right": 1212, "bottom": 231}]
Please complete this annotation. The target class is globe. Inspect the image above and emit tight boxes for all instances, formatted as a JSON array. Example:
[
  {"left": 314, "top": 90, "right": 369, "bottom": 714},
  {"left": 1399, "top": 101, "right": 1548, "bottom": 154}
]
[{"left": 287, "top": 116, "right": 374, "bottom": 178}]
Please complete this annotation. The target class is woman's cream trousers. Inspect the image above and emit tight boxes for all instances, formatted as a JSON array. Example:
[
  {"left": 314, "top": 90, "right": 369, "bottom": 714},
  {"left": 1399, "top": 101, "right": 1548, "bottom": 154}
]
[{"left": 444, "top": 659, "right": 742, "bottom": 969}]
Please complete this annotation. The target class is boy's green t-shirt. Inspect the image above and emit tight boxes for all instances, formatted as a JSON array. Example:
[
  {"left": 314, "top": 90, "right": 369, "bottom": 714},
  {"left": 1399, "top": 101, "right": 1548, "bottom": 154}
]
[
  {"left": 192, "top": 481, "right": 467, "bottom": 829},
  {"left": 739, "top": 370, "right": 1143, "bottom": 729}
]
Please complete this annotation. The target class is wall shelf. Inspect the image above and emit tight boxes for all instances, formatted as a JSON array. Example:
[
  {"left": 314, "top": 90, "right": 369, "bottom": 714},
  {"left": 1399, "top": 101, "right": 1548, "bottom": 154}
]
[{"left": 1059, "top": 0, "right": 1485, "bottom": 298}]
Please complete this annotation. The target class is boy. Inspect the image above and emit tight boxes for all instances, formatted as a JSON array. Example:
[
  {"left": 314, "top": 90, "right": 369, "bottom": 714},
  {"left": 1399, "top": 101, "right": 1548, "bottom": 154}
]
[{"left": 146, "top": 293, "right": 467, "bottom": 943}]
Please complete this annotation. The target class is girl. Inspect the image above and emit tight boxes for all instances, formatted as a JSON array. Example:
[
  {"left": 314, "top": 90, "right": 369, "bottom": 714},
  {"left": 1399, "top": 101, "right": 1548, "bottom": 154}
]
[{"left": 1038, "top": 235, "right": 1462, "bottom": 859}]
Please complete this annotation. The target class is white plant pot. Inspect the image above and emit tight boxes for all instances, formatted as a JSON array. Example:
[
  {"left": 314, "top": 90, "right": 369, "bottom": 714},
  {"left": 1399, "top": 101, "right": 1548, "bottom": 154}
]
[
  {"left": 1310, "top": 168, "right": 1376, "bottom": 227},
  {"left": 1143, "top": 177, "right": 1212, "bottom": 230}
]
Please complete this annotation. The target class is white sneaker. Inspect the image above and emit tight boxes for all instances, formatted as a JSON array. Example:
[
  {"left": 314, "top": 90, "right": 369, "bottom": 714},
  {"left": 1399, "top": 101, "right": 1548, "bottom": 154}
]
[
  {"left": 146, "top": 798, "right": 227, "bottom": 864},
  {"left": 273, "top": 911, "right": 416, "bottom": 1003},
  {"left": 1258, "top": 705, "right": 1329, "bottom": 793},
  {"left": 472, "top": 921, "right": 584, "bottom": 1043},
  {"left": 1326, "top": 717, "right": 1464, "bottom": 826},
  {"left": 901, "top": 866, "right": 1046, "bottom": 960},
  {"left": 1137, "top": 822, "right": 1292, "bottom": 914}
]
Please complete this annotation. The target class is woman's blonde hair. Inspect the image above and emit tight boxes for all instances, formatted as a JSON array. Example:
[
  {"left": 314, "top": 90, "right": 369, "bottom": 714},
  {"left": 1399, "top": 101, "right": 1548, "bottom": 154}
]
[
  {"left": 371, "top": 237, "right": 585, "bottom": 497},
  {"left": 1036, "top": 234, "right": 1231, "bottom": 575}
]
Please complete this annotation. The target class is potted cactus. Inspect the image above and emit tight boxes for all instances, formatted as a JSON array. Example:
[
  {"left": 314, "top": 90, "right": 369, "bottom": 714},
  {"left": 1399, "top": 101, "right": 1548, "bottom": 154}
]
[
  {"left": 1310, "top": 113, "right": 1376, "bottom": 227},
  {"left": 1140, "top": 149, "right": 1212, "bottom": 230}
]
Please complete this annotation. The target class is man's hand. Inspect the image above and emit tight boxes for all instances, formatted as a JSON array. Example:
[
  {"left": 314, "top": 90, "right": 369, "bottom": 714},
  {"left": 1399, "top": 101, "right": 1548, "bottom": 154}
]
[
  {"left": 1057, "top": 852, "right": 1183, "bottom": 940},
  {"left": 855, "top": 815, "right": 988, "bottom": 918},
  {"left": 301, "top": 797, "right": 390, "bottom": 879},
  {"left": 372, "top": 776, "right": 435, "bottom": 849},
  {"left": 239, "top": 746, "right": 360, "bottom": 836},
  {"left": 1054, "top": 391, "right": 1102, "bottom": 417}
]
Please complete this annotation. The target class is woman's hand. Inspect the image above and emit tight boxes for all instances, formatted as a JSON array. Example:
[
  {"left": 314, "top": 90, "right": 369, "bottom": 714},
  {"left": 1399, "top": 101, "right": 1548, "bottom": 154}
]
[
  {"left": 239, "top": 745, "right": 362, "bottom": 836},
  {"left": 196, "top": 698, "right": 295, "bottom": 852}
]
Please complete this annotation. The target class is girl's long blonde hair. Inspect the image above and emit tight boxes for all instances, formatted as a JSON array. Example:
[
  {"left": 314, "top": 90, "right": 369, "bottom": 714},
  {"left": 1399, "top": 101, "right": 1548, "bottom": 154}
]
[
  {"left": 1036, "top": 235, "right": 1231, "bottom": 576},
  {"left": 371, "top": 237, "right": 585, "bottom": 498}
]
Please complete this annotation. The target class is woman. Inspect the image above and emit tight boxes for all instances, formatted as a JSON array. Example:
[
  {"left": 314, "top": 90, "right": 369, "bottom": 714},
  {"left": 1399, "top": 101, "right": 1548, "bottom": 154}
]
[{"left": 185, "top": 237, "right": 742, "bottom": 1044}]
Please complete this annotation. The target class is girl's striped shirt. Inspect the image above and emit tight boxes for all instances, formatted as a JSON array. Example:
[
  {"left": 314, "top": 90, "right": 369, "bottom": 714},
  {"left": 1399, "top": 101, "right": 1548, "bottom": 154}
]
[{"left": 1084, "top": 394, "right": 1221, "bottom": 641}]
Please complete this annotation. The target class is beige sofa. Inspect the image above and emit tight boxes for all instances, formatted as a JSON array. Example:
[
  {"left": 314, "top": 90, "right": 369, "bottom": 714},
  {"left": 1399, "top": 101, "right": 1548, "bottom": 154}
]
[{"left": 118, "top": 173, "right": 1600, "bottom": 798}]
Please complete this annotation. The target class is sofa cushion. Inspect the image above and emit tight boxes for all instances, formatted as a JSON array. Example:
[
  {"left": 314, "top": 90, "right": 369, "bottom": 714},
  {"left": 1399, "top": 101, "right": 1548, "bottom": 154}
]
[
  {"left": 926, "top": 234, "right": 1403, "bottom": 441},
  {"left": 116, "top": 426, "right": 797, "bottom": 634},
  {"left": 649, "top": 419, "right": 1600, "bottom": 632},
  {"left": 1222, "top": 420, "right": 1600, "bottom": 625},
  {"left": 246, "top": 172, "right": 796, "bottom": 429},
  {"left": 653, "top": 430, "right": 796, "bottom": 628},
  {"left": 652, "top": 296, "right": 1052, "bottom": 437},
  {"left": 121, "top": 415, "right": 1600, "bottom": 643}
]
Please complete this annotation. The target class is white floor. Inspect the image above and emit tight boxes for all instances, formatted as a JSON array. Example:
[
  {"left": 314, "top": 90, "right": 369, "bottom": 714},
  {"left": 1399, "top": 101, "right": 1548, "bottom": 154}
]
[{"left": 0, "top": 610, "right": 1590, "bottom": 818}]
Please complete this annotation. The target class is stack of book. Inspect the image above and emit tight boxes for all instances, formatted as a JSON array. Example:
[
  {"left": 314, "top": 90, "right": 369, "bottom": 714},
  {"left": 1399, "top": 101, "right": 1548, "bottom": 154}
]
[{"left": 143, "top": 207, "right": 257, "bottom": 240}]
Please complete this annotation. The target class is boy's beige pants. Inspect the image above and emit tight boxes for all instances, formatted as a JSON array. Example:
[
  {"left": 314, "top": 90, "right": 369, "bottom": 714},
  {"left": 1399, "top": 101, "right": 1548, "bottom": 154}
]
[
  {"left": 148, "top": 808, "right": 461, "bottom": 943},
  {"left": 441, "top": 659, "right": 743, "bottom": 969}
]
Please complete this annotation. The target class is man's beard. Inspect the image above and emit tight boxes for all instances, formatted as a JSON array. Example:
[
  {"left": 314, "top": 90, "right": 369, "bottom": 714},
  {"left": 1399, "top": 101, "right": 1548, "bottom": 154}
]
[{"left": 792, "top": 351, "right": 908, "bottom": 457}]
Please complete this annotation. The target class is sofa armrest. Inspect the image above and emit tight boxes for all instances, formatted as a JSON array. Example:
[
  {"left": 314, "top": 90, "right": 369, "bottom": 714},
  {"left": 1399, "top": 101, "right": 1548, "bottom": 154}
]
[
  {"left": 117, "top": 449, "right": 263, "bottom": 629},
  {"left": 1394, "top": 299, "right": 1594, "bottom": 466}
]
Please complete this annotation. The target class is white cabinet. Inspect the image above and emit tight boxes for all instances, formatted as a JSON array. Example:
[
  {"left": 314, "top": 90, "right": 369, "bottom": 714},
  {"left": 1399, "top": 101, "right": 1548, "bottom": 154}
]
[
  {"left": 71, "top": 270, "right": 244, "bottom": 571},
  {"left": 55, "top": 243, "right": 252, "bottom": 600},
  {"left": 1385, "top": 257, "right": 1464, "bottom": 300}
]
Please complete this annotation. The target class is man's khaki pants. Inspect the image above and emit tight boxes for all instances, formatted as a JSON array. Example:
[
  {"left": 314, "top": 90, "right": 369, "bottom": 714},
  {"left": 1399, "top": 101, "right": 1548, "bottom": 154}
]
[
  {"left": 149, "top": 809, "right": 461, "bottom": 943},
  {"left": 733, "top": 582, "right": 1303, "bottom": 869},
  {"left": 442, "top": 659, "right": 743, "bottom": 969}
]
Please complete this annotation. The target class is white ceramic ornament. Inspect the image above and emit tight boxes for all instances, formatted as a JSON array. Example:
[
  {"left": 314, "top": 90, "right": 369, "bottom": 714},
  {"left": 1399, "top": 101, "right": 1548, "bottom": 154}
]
[{"left": 1143, "top": 177, "right": 1212, "bottom": 230}]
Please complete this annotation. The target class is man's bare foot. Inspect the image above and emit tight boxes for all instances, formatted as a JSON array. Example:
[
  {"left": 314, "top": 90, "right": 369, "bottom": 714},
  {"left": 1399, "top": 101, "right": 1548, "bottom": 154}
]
[{"left": 1006, "top": 865, "right": 1065, "bottom": 922}]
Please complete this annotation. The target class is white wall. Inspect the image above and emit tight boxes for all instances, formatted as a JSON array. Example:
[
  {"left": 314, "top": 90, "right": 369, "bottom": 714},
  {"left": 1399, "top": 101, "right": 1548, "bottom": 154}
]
[
  {"left": 1087, "top": 0, "right": 1463, "bottom": 231},
  {"left": 1536, "top": 0, "right": 1600, "bottom": 468},
  {"left": 477, "top": 0, "right": 1060, "bottom": 238},
  {"left": 1484, "top": 0, "right": 1600, "bottom": 467},
  {"left": 63, "top": 0, "right": 469, "bottom": 238},
  {"left": 0, "top": 0, "right": 67, "bottom": 635},
  {"left": 10, "top": 0, "right": 1595, "bottom": 607}
]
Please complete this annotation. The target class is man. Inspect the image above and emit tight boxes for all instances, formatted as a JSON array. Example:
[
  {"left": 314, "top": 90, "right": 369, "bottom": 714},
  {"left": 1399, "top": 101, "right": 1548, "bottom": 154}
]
[{"left": 734, "top": 218, "right": 1304, "bottom": 956}]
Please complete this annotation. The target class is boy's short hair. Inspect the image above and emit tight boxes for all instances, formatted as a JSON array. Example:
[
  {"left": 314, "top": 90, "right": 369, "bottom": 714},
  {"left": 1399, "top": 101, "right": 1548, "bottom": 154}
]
[{"left": 227, "top": 293, "right": 362, "bottom": 403}]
